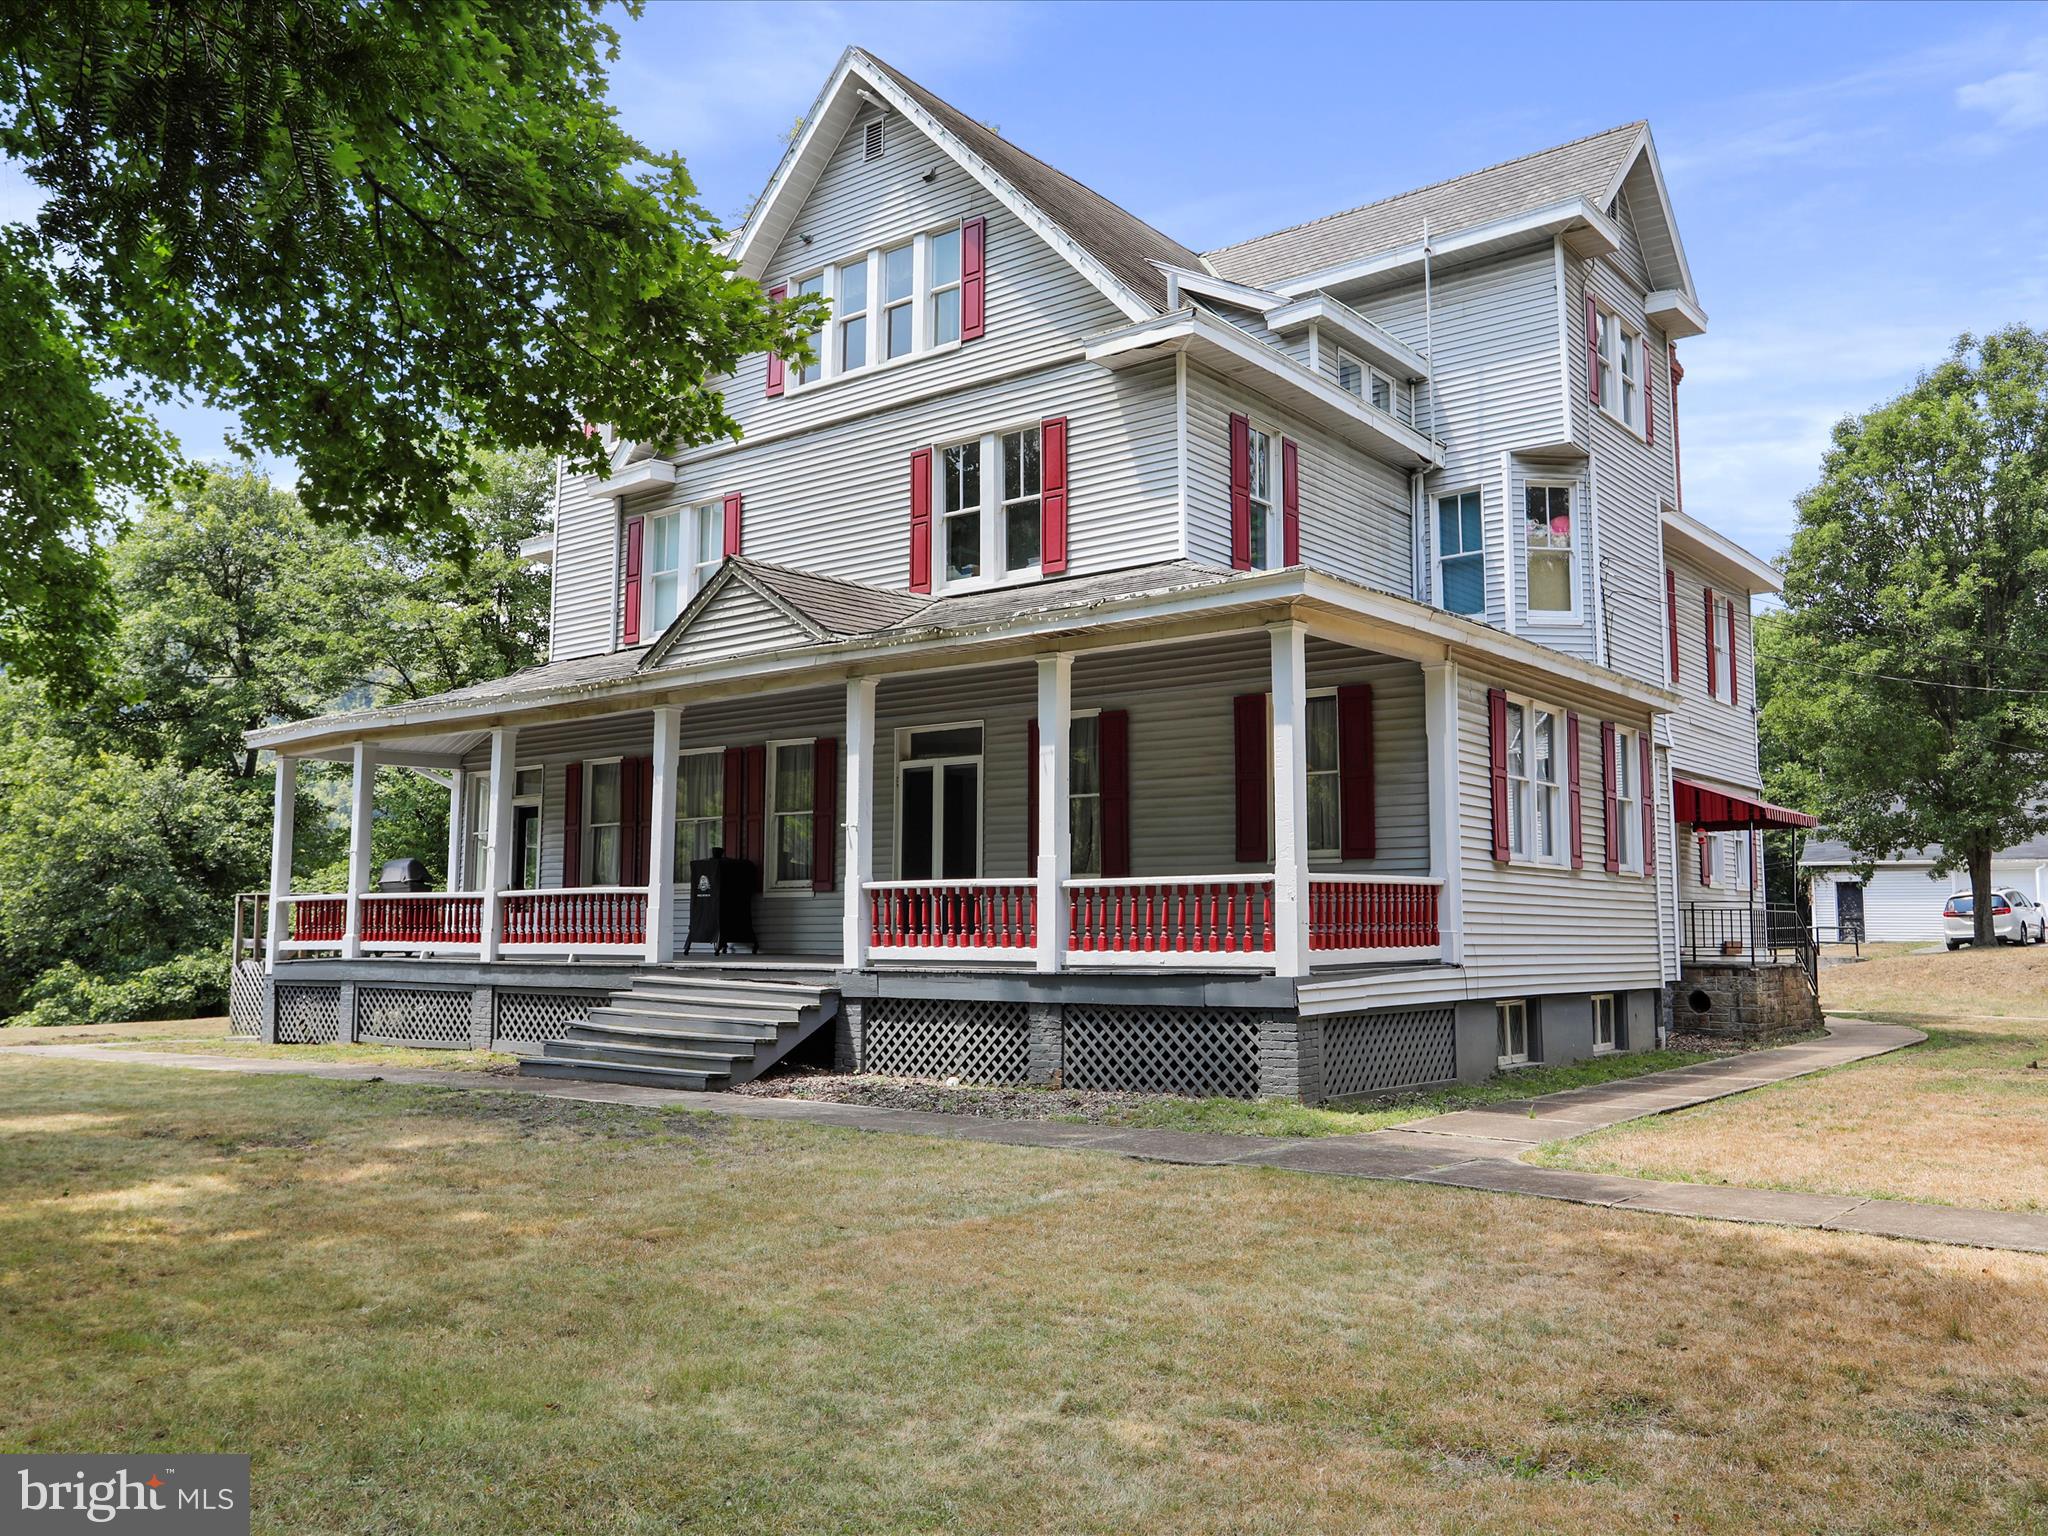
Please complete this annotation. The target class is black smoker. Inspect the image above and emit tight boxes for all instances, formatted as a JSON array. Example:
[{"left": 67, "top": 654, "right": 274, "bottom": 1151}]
[
  {"left": 375, "top": 857, "right": 432, "bottom": 893},
  {"left": 684, "top": 849, "right": 760, "bottom": 956}
]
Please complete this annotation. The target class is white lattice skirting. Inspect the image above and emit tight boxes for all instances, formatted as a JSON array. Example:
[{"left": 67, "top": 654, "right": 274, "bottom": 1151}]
[
  {"left": 863, "top": 999, "right": 1032, "bottom": 1084},
  {"left": 1321, "top": 1007, "right": 1457, "bottom": 1098},
  {"left": 274, "top": 984, "right": 341, "bottom": 1044},
  {"left": 357, "top": 987, "right": 471, "bottom": 1047},
  {"left": 228, "top": 960, "right": 264, "bottom": 1038},
  {"left": 493, "top": 990, "right": 599, "bottom": 1046},
  {"left": 1064, "top": 1005, "right": 1262, "bottom": 1098}
]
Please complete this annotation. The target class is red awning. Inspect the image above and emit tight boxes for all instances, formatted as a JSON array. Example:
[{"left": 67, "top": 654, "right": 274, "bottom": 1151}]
[{"left": 1672, "top": 778, "right": 1818, "bottom": 831}]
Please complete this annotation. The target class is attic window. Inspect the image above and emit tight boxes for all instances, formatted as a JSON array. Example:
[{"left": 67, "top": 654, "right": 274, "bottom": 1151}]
[{"left": 864, "top": 119, "right": 885, "bottom": 161}]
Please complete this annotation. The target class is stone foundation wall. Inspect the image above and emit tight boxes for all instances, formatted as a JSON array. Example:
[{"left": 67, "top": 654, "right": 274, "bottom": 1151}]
[{"left": 1673, "top": 962, "right": 1822, "bottom": 1042}]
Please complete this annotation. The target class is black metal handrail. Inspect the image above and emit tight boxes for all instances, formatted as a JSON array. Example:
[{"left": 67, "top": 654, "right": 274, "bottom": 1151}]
[{"left": 1681, "top": 902, "right": 1818, "bottom": 996}]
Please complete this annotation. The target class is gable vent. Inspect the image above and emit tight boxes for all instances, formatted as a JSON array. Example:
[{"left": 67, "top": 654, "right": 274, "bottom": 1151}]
[{"left": 864, "top": 118, "right": 885, "bottom": 161}]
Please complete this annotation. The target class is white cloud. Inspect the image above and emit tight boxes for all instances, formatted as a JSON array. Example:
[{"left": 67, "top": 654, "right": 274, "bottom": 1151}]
[{"left": 1956, "top": 54, "right": 2048, "bottom": 134}]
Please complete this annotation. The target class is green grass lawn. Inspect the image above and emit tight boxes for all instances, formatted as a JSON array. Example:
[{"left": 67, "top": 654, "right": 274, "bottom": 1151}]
[{"left": 3, "top": 1053, "right": 2045, "bottom": 1534}]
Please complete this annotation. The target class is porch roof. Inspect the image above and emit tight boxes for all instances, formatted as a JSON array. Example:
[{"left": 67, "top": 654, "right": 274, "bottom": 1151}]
[{"left": 247, "top": 556, "right": 1680, "bottom": 759}]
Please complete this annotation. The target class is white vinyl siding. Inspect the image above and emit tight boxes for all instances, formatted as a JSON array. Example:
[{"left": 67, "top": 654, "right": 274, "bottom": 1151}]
[{"left": 1664, "top": 552, "right": 1761, "bottom": 789}]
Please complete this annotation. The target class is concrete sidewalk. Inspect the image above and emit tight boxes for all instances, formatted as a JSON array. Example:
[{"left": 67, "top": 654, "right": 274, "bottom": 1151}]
[{"left": 14, "top": 1016, "right": 2047, "bottom": 1256}]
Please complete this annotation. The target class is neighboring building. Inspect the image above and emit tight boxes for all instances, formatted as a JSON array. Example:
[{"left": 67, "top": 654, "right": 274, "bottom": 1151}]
[
  {"left": 1803, "top": 837, "right": 2048, "bottom": 942},
  {"left": 235, "top": 48, "right": 1810, "bottom": 1099}
]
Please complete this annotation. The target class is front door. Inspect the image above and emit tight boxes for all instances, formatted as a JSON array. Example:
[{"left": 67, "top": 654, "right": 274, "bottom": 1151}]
[
  {"left": 896, "top": 724, "right": 983, "bottom": 880},
  {"left": 512, "top": 804, "right": 541, "bottom": 890}
]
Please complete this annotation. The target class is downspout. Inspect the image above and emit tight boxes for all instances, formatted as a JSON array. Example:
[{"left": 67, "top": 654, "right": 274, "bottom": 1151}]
[
  {"left": 1409, "top": 468, "right": 1428, "bottom": 603},
  {"left": 1670, "top": 347, "right": 1685, "bottom": 514},
  {"left": 1421, "top": 217, "right": 1437, "bottom": 442}
]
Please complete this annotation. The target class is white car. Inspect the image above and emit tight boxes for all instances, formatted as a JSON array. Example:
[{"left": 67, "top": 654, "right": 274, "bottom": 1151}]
[{"left": 1943, "top": 888, "right": 2046, "bottom": 948}]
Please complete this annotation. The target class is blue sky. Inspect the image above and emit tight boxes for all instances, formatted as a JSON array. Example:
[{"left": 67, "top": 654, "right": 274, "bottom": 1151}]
[{"left": 71, "top": 0, "right": 2048, "bottom": 565}]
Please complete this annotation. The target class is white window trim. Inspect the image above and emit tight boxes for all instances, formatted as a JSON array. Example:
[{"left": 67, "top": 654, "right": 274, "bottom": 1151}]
[
  {"left": 779, "top": 219, "right": 967, "bottom": 398},
  {"left": 673, "top": 746, "right": 725, "bottom": 875},
  {"left": 1497, "top": 998, "right": 1532, "bottom": 1068},
  {"left": 1068, "top": 707, "right": 1102, "bottom": 878},
  {"left": 1595, "top": 306, "right": 1648, "bottom": 440},
  {"left": 892, "top": 720, "right": 986, "bottom": 880},
  {"left": 1591, "top": 993, "right": 1617, "bottom": 1054},
  {"left": 583, "top": 756, "right": 625, "bottom": 888},
  {"left": 1503, "top": 693, "right": 1569, "bottom": 869},
  {"left": 1611, "top": 725, "right": 1644, "bottom": 877},
  {"left": 1433, "top": 486, "right": 1485, "bottom": 617},
  {"left": 1520, "top": 477, "right": 1583, "bottom": 626},
  {"left": 1304, "top": 687, "right": 1342, "bottom": 863},
  {"left": 764, "top": 737, "right": 818, "bottom": 892},
  {"left": 930, "top": 421, "right": 1045, "bottom": 594},
  {"left": 1713, "top": 595, "right": 1737, "bottom": 705},
  {"left": 1245, "top": 418, "right": 1280, "bottom": 572}
]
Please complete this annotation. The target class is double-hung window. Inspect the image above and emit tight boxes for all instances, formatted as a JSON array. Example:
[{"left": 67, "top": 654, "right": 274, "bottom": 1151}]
[
  {"left": 1306, "top": 692, "right": 1340, "bottom": 858},
  {"left": 1523, "top": 483, "right": 1576, "bottom": 618},
  {"left": 1069, "top": 713, "right": 1102, "bottom": 877},
  {"left": 796, "top": 273, "right": 826, "bottom": 385},
  {"left": 1712, "top": 596, "right": 1735, "bottom": 703},
  {"left": 1504, "top": 698, "right": 1565, "bottom": 865},
  {"left": 1246, "top": 424, "right": 1276, "bottom": 570},
  {"left": 1727, "top": 831, "right": 1755, "bottom": 891},
  {"left": 935, "top": 424, "right": 1043, "bottom": 589},
  {"left": 1436, "top": 490, "right": 1484, "bottom": 616},
  {"left": 465, "top": 777, "right": 490, "bottom": 888},
  {"left": 644, "top": 501, "right": 723, "bottom": 633},
  {"left": 1612, "top": 728, "right": 1640, "bottom": 872},
  {"left": 837, "top": 257, "right": 868, "bottom": 371},
  {"left": 768, "top": 740, "right": 815, "bottom": 889},
  {"left": 882, "top": 242, "right": 915, "bottom": 360},
  {"left": 674, "top": 749, "right": 724, "bottom": 868},
  {"left": 1618, "top": 327, "right": 1639, "bottom": 428},
  {"left": 585, "top": 760, "right": 623, "bottom": 886},
  {"left": 1497, "top": 999, "right": 1532, "bottom": 1067},
  {"left": 1595, "top": 309, "right": 1617, "bottom": 412},
  {"left": 1597, "top": 308, "right": 1644, "bottom": 432},
  {"left": 1592, "top": 994, "right": 1617, "bottom": 1053},
  {"left": 929, "top": 226, "right": 962, "bottom": 346},
  {"left": 689, "top": 500, "right": 721, "bottom": 593}
]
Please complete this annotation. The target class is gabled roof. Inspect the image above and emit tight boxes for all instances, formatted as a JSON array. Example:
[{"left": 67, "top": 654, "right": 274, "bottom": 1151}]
[
  {"left": 728, "top": 48, "right": 1198, "bottom": 319},
  {"left": 640, "top": 556, "right": 930, "bottom": 668},
  {"left": 1204, "top": 122, "right": 1674, "bottom": 292}
]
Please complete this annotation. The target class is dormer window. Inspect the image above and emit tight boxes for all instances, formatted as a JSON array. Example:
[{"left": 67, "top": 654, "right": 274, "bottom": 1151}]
[{"left": 1335, "top": 349, "right": 1393, "bottom": 414}]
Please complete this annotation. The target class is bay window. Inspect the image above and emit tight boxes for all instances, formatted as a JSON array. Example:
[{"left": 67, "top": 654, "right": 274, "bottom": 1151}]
[{"left": 1523, "top": 483, "right": 1576, "bottom": 618}]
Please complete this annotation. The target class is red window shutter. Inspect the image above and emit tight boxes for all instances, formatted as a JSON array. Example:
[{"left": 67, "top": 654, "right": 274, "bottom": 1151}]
[
  {"left": 1026, "top": 719, "right": 1040, "bottom": 859},
  {"left": 765, "top": 284, "right": 787, "bottom": 398},
  {"left": 811, "top": 736, "right": 838, "bottom": 892},
  {"left": 743, "top": 745, "right": 767, "bottom": 868},
  {"left": 563, "top": 762, "right": 584, "bottom": 887},
  {"left": 1703, "top": 587, "right": 1718, "bottom": 699},
  {"left": 1100, "top": 708, "right": 1131, "bottom": 878},
  {"left": 1585, "top": 294, "right": 1601, "bottom": 405},
  {"left": 1232, "top": 693, "right": 1267, "bottom": 863},
  {"left": 1281, "top": 437, "right": 1301, "bottom": 566},
  {"left": 1698, "top": 832, "right": 1713, "bottom": 886},
  {"left": 620, "top": 514, "right": 645, "bottom": 646},
  {"left": 1228, "top": 412, "right": 1251, "bottom": 571},
  {"left": 1600, "top": 721, "right": 1619, "bottom": 874},
  {"left": 1337, "top": 683, "right": 1375, "bottom": 859},
  {"left": 1488, "top": 687, "right": 1511, "bottom": 861},
  {"left": 1569, "top": 711, "right": 1586, "bottom": 870},
  {"left": 1641, "top": 736, "right": 1657, "bottom": 875},
  {"left": 1727, "top": 599, "right": 1740, "bottom": 707},
  {"left": 1665, "top": 568, "right": 1680, "bottom": 683},
  {"left": 908, "top": 448, "right": 933, "bottom": 594},
  {"left": 1040, "top": 416, "right": 1069, "bottom": 574},
  {"left": 723, "top": 492, "right": 744, "bottom": 558},
  {"left": 960, "top": 216, "right": 987, "bottom": 342},
  {"left": 721, "top": 747, "right": 745, "bottom": 858}
]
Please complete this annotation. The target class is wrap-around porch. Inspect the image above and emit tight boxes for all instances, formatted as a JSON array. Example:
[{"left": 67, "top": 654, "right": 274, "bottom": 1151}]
[{"left": 260, "top": 622, "right": 1461, "bottom": 980}]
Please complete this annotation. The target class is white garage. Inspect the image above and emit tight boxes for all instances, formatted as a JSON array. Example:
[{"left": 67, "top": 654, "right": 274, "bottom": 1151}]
[{"left": 1804, "top": 837, "right": 2048, "bottom": 942}]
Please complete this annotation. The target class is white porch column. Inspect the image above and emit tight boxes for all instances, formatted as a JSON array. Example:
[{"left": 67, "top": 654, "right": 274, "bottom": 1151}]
[
  {"left": 842, "top": 676, "right": 879, "bottom": 969},
  {"left": 646, "top": 706, "right": 681, "bottom": 962},
  {"left": 479, "top": 726, "right": 518, "bottom": 961},
  {"left": 265, "top": 756, "right": 297, "bottom": 975},
  {"left": 341, "top": 743, "right": 376, "bottom": 959},
  {"left": 1268, "top": 622, "right": 1311, "bottom": 977},
  {"left": 1422, "top": 659, "right": 1464, "bottom": 965},
  {"left": 1035, "top": 654, "right": 1073, "bottom": 973},
  {"left": 445, "top": 769, "right": 465, "bottom": 893}
]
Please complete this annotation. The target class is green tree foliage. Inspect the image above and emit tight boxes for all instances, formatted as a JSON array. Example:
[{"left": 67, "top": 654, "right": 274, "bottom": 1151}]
[
  {"left": 0, "top": 459, "right": 551, "bottom": 1021},
  {"left": 1764, "top": 325, "right": 2048, "bottom": 944},
  {"left": 0, "top": 2, "right": 823, "bottom": 690}
]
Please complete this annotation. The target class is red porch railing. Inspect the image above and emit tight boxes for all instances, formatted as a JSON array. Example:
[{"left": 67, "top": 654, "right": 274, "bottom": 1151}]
[
  {"left": 499, "top": 888, "right": 648, "bottom": 949},
  {"left": 1306, "top": 876, "right": 1442, "bottom": 953},
  {"left": 287, "top": 896, "right": 347, "bottom": 944},
  {"left": 359, "top": 893, "right": 484, "bottom": 948},
  {"left": 867, "top": 881, "right": 1037, "bottom": 951},
  {"left": 1066, "top": 877, "right": 1276, "bottom": 956}
]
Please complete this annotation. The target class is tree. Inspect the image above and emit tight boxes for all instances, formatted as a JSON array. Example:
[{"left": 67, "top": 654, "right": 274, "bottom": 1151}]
[
  {"left": 0, "top": 2, "right": 824, "bottom": 691},
  {"left": 1766, "top": 326, "right": 2048, "bottom": 945}
]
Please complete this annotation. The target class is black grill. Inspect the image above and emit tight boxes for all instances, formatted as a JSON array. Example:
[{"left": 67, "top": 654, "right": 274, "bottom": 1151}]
[{"left": 375, "top": 857, "right": 431, "bottom": 893}]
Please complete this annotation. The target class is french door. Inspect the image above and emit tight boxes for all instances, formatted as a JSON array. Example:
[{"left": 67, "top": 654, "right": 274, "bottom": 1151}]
[{"left": 897, "top": 757, "right": 981, "bottom": 880}]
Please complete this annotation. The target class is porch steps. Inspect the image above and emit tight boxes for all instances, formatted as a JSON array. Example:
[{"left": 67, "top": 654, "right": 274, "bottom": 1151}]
[{"left": 517, "top": 972, "right": 838, "bottom": 1092}]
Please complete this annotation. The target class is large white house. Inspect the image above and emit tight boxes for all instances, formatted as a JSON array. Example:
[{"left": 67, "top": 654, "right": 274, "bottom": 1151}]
[{"left": 236, "top": 48, "right": 1811, "bottom": 1101}]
